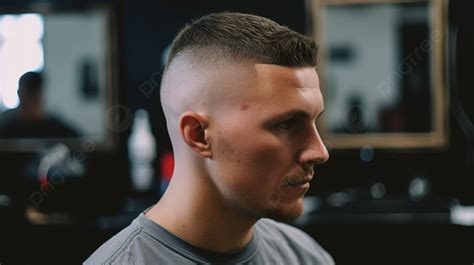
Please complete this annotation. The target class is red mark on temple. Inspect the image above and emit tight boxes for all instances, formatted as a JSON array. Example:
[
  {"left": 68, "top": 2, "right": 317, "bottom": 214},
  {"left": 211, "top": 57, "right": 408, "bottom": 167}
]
[{"left": 240, "top": 104, "right": 249, "bottom": 111}]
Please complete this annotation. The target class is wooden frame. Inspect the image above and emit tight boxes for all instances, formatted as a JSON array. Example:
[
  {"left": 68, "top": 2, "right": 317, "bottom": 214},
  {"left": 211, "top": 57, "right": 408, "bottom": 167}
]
[{"left": 307, "top": 0, "right": 449, "bottom": 149}]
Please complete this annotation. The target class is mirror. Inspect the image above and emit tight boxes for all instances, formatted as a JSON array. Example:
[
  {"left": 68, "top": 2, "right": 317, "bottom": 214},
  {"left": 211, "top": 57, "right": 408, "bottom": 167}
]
[
  {"left": 0, "top": 6, "right": 118, "bottom": 151},
  {"left": 308, "top": 0, "right": 448, "bottom": 149}
]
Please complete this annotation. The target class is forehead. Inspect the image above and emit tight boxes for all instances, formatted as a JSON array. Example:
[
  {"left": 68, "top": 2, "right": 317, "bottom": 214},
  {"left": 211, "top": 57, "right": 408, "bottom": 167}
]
[
  {"left": 253, "top": 64, "right": 320, "bottom": 92},
  {"left": 242, "top": 64, "right": 323, "bottom": 117}
]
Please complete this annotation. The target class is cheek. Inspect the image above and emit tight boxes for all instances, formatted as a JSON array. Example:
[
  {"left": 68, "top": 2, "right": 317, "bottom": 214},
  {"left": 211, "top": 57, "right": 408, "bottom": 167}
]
[{"left": 216, "top": 127, "right": 294, "bottom": 194}]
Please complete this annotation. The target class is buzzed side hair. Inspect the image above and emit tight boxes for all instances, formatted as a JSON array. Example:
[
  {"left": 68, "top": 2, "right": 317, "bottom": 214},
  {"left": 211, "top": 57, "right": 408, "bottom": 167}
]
[{"left": 164, "top": 12, "right": 318, "bottom": 71}]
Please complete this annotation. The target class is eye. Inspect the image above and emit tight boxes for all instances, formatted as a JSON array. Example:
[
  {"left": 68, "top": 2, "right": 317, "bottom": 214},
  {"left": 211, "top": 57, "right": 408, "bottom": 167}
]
[{"left": 277, "top": 119, "right": 296, "bottom": 130}]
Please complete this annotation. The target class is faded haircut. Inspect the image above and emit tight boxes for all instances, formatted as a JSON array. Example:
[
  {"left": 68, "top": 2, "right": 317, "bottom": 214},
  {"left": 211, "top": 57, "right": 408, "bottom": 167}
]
[{"left": 164, "top": 12, "right": 318, "bottom": 72}]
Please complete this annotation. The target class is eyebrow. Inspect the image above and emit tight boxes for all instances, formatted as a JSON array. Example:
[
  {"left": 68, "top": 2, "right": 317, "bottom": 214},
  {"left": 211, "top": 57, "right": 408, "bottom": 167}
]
[{"left": 269, "top": 108, "right": 325, "bottom": 122}]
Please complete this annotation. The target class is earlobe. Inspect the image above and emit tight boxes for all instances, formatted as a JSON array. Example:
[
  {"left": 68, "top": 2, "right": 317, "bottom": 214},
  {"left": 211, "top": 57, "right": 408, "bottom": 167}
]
[{"left": 180, "top": 112, "right": 212, "bottom": 158}]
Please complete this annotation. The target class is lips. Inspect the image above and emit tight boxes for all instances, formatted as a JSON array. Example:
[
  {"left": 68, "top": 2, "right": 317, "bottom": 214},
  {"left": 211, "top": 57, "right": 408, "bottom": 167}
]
[{"left": 285, "top": 175, "right": 313, "bottom": 186}]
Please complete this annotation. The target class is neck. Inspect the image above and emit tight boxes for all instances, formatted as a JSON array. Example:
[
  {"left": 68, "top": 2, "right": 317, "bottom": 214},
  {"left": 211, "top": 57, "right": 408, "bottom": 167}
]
[
  {"left": 19, "top": 103, "right": 44, "bottom": 120},
  {"left": 145, "top": 163, "right": 257, "bottom": 253}
]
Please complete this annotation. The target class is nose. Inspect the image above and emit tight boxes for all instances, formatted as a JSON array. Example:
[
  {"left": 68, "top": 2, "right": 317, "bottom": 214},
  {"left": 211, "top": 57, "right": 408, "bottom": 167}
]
[{"left": 299, "top": 125, "right": 329, "bottom": 166}]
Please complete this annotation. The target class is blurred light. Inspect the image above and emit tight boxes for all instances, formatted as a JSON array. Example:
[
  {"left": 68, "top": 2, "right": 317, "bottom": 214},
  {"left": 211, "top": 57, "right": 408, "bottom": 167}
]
[
  {"left": 1, "top": 14, "right": 43, "bottom": 41},
  {"left": 18, "top": 14, "right": 44, "bottom": 41},
  {"left": 327, "top": 192, "right": 351, "bottom": 207},
  {"left": 0, "top": 13, "right": 44, "bottom": 109},
  {"left": 408, "top": 177, "right": 430, "bottom": 199},
  {"left": 303, "top": 196, "right": 321, "bottom": 214},
  {"left": 0, "top": 15, "right": 17, "bottom": 39},
  {"left": 360, "top": 145, "right": 374, "bottom": 162},
  {"left": 0, "top": 193, "right": 12, "bottom": 207},
  {"left": 3, "top": 41, "right": 44, "bottom": 71},
  {"left": 2, "top": 90, "right": 19, "bottom": 109},
  {"left": 370, "top": 182, "right": 386, "bottom": 199},
  {"left": 450, "top": 204, "right": 474, "bottom": 226}
]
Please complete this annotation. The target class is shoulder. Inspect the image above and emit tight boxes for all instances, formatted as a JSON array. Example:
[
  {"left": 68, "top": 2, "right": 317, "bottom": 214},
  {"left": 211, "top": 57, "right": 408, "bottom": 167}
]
[
  {"left": 0, "top": 109, "right": 18, "bottom": 124},
  {"left": 255, "top": 218, "right": 335, "bottom": 265},
  {"left": 84, "top": 214, "right": 197, "bottom": 265},
  {"left": 84, "top": 223, "right": 145, "bottom": 265}
]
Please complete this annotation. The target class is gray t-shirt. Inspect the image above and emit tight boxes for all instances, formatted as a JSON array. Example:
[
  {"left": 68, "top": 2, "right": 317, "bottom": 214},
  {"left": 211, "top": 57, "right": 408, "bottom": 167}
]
[{"left": 84, "top": 213, "right": 334, "bottom": 264}]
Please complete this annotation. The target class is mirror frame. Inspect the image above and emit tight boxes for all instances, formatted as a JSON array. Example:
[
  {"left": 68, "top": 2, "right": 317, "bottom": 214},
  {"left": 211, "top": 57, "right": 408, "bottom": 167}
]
[
  {"left": 307, "top": 0, "right": 449, "bottom": 149},
  {"left": 0, "top": 3, "right": 120, "bottom": 152}
]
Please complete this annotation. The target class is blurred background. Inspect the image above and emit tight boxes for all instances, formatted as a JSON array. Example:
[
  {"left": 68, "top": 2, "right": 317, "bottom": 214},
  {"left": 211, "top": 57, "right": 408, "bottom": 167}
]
[{"left": 0, "top": 0, "right": 473, "bottom": 264}]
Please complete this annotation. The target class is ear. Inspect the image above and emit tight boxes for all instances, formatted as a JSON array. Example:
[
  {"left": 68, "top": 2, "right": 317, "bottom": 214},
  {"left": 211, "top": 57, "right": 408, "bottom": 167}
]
[{"left": 180, "top": 111, "right": 212, "bottom": 158}]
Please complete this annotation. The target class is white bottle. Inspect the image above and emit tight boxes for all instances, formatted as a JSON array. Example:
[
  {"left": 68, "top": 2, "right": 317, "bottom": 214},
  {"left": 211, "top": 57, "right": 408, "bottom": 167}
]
[{"left": 128, "top": 109, "right": 156, "bottom": 191}]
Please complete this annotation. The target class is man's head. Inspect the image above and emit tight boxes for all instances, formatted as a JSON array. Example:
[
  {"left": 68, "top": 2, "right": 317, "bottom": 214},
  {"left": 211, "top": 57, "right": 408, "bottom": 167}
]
[
  {"left": 160, "top": 12, "right": 328, "bottom": 222},
  {"left": 18, "top": 71, "right": 43, "bottom": 105}
]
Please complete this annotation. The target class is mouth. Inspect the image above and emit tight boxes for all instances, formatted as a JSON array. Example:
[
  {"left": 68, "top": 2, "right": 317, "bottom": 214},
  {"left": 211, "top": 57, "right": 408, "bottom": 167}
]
[{"left": 285, "top": 175, "right": 313, "bottom": 187}]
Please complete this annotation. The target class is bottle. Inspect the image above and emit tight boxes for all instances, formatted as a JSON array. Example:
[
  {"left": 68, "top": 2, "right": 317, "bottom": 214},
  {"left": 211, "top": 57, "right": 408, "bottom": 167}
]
[{"left": 128, "top": 109, "right": 156, "bottom": 191}]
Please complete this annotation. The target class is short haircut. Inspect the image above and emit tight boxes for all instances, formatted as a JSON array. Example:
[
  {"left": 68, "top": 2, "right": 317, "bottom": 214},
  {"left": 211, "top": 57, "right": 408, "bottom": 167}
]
[{"left": 164, "top": 12, "right": 318, "bottom": 71}]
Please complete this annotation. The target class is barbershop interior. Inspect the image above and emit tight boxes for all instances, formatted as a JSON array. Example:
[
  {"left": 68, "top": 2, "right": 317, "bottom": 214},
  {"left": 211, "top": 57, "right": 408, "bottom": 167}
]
[{"left": 0, "top": 0, "right": 473, "bottom": 264}]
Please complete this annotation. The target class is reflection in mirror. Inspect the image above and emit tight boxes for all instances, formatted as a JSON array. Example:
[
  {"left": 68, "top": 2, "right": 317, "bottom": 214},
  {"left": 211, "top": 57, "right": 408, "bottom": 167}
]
[
  {"left": 310, "top": 0, "right": 448, "bottom": 148},
  {"left": 0, "top": 8, "right": 117, "bottom": 150}
]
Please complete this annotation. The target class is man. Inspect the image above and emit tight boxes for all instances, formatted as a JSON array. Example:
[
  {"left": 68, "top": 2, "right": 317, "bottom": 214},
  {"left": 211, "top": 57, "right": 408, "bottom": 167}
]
[
  {"left": 85, "top": 12, "right": 333, "bottom": 264},
  {"left": 0, "top": 72, "right": 79, "bottom": 138}
]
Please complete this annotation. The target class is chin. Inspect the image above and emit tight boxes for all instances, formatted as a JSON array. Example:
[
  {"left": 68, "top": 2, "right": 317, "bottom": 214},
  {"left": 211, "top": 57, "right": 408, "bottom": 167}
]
[{"left": 264, "top": 200, "right": 305, "bottom": 223}]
